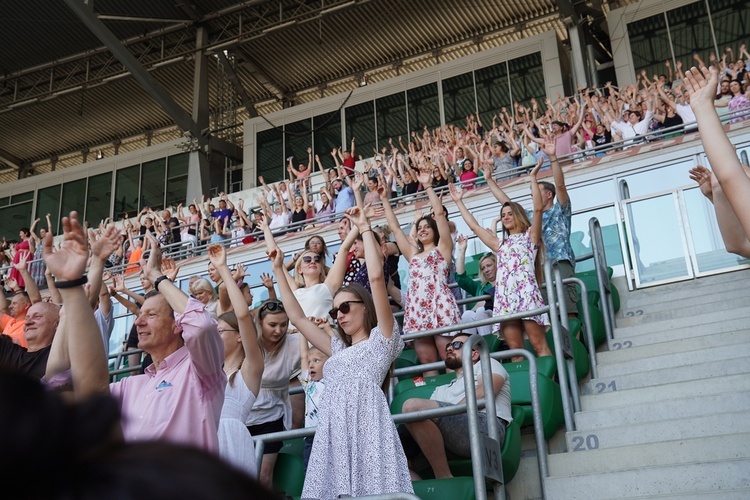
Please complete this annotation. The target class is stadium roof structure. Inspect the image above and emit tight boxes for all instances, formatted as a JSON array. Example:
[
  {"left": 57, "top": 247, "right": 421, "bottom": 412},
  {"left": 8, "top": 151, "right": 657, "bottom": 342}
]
[{"left": 0, "top": 0, "right": 623, "bottom": 183}]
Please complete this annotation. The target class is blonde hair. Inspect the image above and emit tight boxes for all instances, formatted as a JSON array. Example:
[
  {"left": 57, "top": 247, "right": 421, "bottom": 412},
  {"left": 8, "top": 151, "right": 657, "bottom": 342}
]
[
  {"left": 293, "top": 250, "right": 328, "bottom": 288},
  {"left": 190, "top": 278, "right": 217, "bottom": 302}
]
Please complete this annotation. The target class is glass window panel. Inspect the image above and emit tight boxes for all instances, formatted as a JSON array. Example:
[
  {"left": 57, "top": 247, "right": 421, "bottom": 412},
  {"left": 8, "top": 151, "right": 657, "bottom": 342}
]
[
  {"left": 625, "top": 193, "right": 691, "bottom": 284},
  {"left": 0, "top": 197, "right": 9, "bottom": 207},
  {"left": 140, "top": 158, "right": 166, "bottom": 211},
  {"left": 257, "top": 127, "right": 285, "bottom": 184},
  {"left": 285, "top": 118, "right": 313, "bottom": 174},
  {"left": 619, "top": 160, "right": 694, "bottom": 199},
  {"left": 407, "top": 83, "right": 441, "bottom": 135},
  {"left": 345, "top": 101, "right": 376, "bottom": 160},
  {"left": 509, "top": 53, "right": 547, "bottom": 113},
  {"left": 313, "top": 111, "right": 342, "bottom": 169},
  {"left": 166, "top": 153, "right": 189, "bottom": 208},
  {"left": 709, "top": 0, "right": 750, "bottom": 53},
  {"left": 571, "top": 206, "right": 625, "bottom": 274},
  {"left": 0, "top": 202, "right": 33, "bottom": 240},
  {"left": 115, "top": 165, "right": 141, "bottom": 219},
  {"left": 683, "top": 187, "right": 750, "bottom": 272},
  {"left": 86, "top": 172, "right": 112, "bottom": 224},
  {"left": 628, "top": 14, "right": 672, "bottom": 81},
  {"left": 568, "top": 180, "right": 617, "bottom": 211},
  {"left": 475, "top": 62, "right": 511, "bottom": 124},
  {"left": 376, "top": 92, "right": 407, "bottom": 150},
  {"left": 61, "top": 179, "right": 87, "bottom": 224},
  {"left": 11, "top": 191, "right": 33, "bottom": 204},
  {"left": 667, "top": 2, "right": 713, "bottom": 76},
  {"left": 442, "top": 72, "right": 476, "bottom": 128},
  {"left": 36, "top": 185, "right": 61, "bottom": 234}
]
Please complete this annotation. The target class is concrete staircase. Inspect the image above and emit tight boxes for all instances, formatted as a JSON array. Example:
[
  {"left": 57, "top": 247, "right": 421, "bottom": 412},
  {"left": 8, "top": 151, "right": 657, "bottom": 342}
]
[{"left": 510, "top": 269, "right": 750, "bottom": 499}]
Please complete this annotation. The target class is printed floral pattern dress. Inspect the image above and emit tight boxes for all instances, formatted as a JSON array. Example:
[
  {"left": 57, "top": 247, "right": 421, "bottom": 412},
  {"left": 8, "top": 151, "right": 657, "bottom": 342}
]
[
  {"left": 403, "top": 248, "right": 460, "bottom": 334},
  {"left": 493, "top": 229, "right": 550, "bottom": 333}
]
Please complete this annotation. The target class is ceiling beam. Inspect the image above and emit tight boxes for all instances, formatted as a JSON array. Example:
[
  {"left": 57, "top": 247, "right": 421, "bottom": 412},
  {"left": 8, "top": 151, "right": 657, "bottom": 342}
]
[
  {"left": 216, "top": 51, "right": 258, "bottom": 117},
  {"left": 63, "top": 0, "right": 202, "bottom": 139},
  {"left": 0, "top": 148, "right": 23, "bottom": 170}
]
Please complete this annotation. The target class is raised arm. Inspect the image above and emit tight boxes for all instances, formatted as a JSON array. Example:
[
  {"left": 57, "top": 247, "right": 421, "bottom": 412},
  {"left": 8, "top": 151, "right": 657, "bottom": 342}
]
[
  {"left": 43, "top": 211, "right": 110, "bottom": 400},
  {"left": 416, "top": 170, "right": 453, "bottom": 263},
  {"left": 324, "top": 224, "right": 360, "bottom": 294},
  {"left": 528, "top": 161, "right": 545, "bottom": 246},
  {"left": 87, "top": 226, "right": 121, "bottom": 309},
  {"left": 378, "top": 176, "right": 417, "bottom": 260},
  {"left": 268, "top": 248, "right": 332, "bottom": 356},
  {"left": 12, "top": 251, "right": 41, "bottom": 304},
  {"left": 259, "top": 217, "right": 298, "bottom": 291},
  {"left": 684, "top": 66, "right": 750, "bottom": 240},
  {"left": 449, "top": 183, "right": 500, "bottom": 251},
  {"left": 482, "top": 164, "right": 512, "bottom": 204},
  {"left": 209, "top": 245, "right": 263, "bottom": 397},
  {"left": 541, "top": 137, "right": 569, "bottom": 207}
]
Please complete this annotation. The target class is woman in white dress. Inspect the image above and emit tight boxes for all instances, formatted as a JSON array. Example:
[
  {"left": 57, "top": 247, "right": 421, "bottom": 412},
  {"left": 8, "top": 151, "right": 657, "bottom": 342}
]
[
  {"left": 269, "top": 206, "right": 413, "bottom": 499},
  {"left": 207, "top": 245, "right": 264, "bottom": 478}
]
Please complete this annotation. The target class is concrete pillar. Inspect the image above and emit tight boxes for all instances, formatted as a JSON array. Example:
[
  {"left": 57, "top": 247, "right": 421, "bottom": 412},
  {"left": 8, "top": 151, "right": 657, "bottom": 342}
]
[{"left": 568, "top": 24, "right": 589, "bottom": 90}]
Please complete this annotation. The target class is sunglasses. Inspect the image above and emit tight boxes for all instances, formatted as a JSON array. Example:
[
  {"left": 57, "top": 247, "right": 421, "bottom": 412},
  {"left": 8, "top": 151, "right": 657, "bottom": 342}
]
[
  {"left": 259, "top": 300, "right": 285, "bottom": 315},
  {"left": 302, "top": 254, "right": 322, "bottom": 264},
  {"left": 329, "top": 300, "right": 364, "bottom": 319},
  {"left": 445, "top": 340, "right": 466, "bottom": 352}
]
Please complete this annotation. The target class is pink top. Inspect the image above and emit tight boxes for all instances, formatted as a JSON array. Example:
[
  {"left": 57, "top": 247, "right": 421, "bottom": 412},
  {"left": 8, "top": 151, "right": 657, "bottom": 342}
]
[{"left": 110, "top": 298, "right": 226, "bottom": 452}]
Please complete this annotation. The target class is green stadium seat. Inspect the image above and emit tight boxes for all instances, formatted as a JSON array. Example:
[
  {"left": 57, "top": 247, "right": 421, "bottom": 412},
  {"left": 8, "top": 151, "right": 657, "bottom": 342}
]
[
  {"left": 507, "top": 369, "right": 564, "bottom": 439},
  {"left": 575, "top": 267, "right": 620, "bottom": 313},
  {"left": 392, "top": 379, "right": 451, "bottom": 408},
  {"left": 504, "top": 355, "right": 556, "bottom": 380},
  {"left": 413, "top": 477, "right": 476, "bottom": 500},
  {"left": 483, "top": 333, "right": 501, "bottom": 353},
  {"left": 279, "top": 437, "right": 305, "bottom": 457},
  {"left": 524, "top": 320, "right": 590, "bottom": 381},
  {"left": 396, "top": 348, "right": 419, "bottom": 381},
  {"left": 273, "top": 451, "right": 306, "bottom": 498}
]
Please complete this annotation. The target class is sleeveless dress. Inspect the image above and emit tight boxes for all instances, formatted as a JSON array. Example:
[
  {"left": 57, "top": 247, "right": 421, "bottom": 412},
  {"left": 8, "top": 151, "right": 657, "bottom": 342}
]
[
  {"left": 8, "top": 239, "right": 30, "bottom": 288},
  {"left": 493, "top": 230, "right": 549, "bottom": 333},
  {"left": 301, "top": 323, "right": 413, "bottom": 499},
  {"left": 218, "top": 374, "right": 258, "bottom": 477},
  {"left": 403, "top": 248, "right": 460, "bottom": 336},
  {"left": 293, "top": 283, "right": 334, "bottom": 329}
]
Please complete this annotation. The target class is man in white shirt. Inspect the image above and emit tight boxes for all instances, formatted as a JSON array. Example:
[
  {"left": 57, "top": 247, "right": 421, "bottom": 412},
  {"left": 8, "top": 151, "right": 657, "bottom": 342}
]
[
  {"left": 610, "top": 108, "right": 654, "bottom": 146},
  {"left": 399, "top": 332, "right": 512, "bottom": 479}
]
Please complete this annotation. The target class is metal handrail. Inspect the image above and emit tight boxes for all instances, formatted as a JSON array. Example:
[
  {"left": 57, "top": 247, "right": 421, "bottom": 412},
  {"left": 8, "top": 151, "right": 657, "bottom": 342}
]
[{"left": 589, "top": 217, "right": 616, "bottom": 340}]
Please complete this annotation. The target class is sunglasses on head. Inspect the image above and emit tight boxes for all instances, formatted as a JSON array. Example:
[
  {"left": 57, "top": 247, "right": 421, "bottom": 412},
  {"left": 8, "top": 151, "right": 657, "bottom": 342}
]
[
  {"left": 302, "top": 254, "right": 322, "bottom": 263},
  {"left": 329, "top": 300, "right": 364, "bottom": 319},
  {"left": 259, "top": 300, "right": 285, "bottom": 315}
]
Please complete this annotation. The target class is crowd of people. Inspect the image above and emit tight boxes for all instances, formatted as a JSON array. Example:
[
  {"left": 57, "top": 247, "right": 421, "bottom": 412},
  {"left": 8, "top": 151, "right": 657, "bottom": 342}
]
[{"left": 1, "top": 59, "right": 749, "bottom": 498}]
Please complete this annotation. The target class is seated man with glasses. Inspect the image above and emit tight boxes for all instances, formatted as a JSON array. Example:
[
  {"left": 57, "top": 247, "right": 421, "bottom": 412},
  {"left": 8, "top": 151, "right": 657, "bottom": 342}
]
[{"left": 399, "top": 332, "right": 512, "bottom": 479}]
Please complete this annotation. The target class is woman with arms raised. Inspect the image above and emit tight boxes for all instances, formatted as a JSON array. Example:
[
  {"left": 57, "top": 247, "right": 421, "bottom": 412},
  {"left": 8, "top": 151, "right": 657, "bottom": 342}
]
[
  {"left": 268, "top": 206, "right": 413, "bottom": 499},
  {"left": 379, "top": 169, "right": 460, "bottom": 376},
  {"left": 207, "top": 244, "right": 264, "bottom": 478}
]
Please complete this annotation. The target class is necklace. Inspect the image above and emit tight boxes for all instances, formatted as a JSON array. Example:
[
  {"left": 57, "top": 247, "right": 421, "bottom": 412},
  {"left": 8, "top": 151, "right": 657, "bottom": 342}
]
[{"left": 351, "top": 335, "right": 368, "bottom": 345}]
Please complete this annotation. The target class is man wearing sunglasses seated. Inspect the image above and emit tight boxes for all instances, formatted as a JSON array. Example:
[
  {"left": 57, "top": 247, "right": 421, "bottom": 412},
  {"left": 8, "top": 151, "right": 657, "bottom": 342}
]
[{"left": 399, "top": 332, "right": 512, "bottom": 479}]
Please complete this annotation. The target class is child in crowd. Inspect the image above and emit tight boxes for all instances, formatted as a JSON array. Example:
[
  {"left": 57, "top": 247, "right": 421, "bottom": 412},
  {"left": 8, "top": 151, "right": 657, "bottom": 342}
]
[{"left": 298, "top": 337, "right": 329, "bottom": 471}]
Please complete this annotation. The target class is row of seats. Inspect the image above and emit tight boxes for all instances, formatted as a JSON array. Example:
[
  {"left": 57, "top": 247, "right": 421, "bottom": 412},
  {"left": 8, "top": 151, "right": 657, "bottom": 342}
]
[{"left": 269, "top": 267, "right": 620, "bottom": 499}]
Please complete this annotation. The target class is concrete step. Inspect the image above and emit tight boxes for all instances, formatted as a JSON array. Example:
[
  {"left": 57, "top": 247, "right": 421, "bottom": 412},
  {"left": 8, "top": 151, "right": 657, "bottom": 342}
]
[
  {"left": 597, "top": 329, "right": 750, "bottom": 365},
  {"left": 617, "top": 277, "right": 750, "bottom": 313},
  {"left": 635, "top": 489, "right": 750, "bottom": 499},
  {"left": 611, "top": 306, "right": 750, "bottom": 342},
  {"left": 573, "top": 390, "right": 750, "bottom": 430},
  {"left": 548, "top": 433, "right": 750, "bottom": 477},
  {"left": 581, "top": 373, "right": 750, "bottom": 412},
  {"left": 595, "top": 342, "right": 750, "bottom": 379},
  {"left": 580, "top": 356, "right": 750, "bottom": 395},
  {"left": 616, "top": 295, "right": 750, "bottom": 327},
  {"left": 615, "top": 269, "right": 750, "bottom": 311},
  {"left": 544, "top": 459, "right": 750, "bottom": 500},
  {"left": 564, "top": 410, "right": 750, "bottom": 450}
]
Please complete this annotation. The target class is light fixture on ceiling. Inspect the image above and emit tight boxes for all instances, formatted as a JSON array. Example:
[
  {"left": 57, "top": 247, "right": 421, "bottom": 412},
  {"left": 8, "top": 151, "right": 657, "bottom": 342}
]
[
  {"left": 321, "top": 1, "right": 356, "bottom": 15},
  {"left": 96, "top": 150, "right": 104, "bottom": 160}
]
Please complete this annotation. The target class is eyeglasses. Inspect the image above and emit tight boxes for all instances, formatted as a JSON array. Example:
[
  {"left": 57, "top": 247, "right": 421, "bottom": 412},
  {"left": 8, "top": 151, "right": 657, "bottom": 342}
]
[
  {"left": 445, "top": 340, "right": 466, "bottom": 352},
  {"left": 259, "top": 301, "right": 285, "bottom": 316},
  {"left": 218, "top": 329, "right": 239, "bottom": 335},
  {"left": 329, "top": 300, "right": 364, "bottom": 319},
  {"left": 302, "top": 255, "right": 322, "bottom": 264}
]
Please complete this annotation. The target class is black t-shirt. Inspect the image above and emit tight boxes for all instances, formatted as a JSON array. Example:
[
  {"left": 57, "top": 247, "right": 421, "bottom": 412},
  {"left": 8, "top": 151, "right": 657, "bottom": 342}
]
[
  {"left": 0, "top": 334, "right": 50, "bottom": 379},
  {"left": 167, "top": 217, "right": 181, "bottom": 244},
  {"left": 404, "top": 181, "right": 420, "bottom": 195},
  {"left": 592, "top": 131, "right": 611, "bottom": 147}
]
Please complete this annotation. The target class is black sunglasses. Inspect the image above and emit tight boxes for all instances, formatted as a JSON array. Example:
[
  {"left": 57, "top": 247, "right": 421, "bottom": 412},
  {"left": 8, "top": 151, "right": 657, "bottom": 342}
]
[
  {"left": 302, "top": 255, "right": 322, "bottom": 263},
  {"left": 329, "top": 300, "right": 364, "bottom": 319},
  {"left": 445, "top": 340, "right": 466, "bottom": 352},
  {"left": 259, "top": 300, "right": 285, "bottom": 315}
]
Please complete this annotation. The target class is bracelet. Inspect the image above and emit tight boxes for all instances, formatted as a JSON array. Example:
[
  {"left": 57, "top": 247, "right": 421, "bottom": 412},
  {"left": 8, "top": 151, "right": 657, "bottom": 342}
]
[
  {"left": 54, "top": 276, "right": 88, "bottom": 289},
  {"left": 154, "top": 275, "right": 172, "bottom": 291},
  {"left": 360, "top": 228, "right": 373, "bottom": 235}
]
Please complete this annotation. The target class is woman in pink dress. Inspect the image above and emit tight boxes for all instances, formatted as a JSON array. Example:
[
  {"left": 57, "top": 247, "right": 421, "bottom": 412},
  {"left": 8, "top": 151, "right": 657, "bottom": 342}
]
[
  {"left": 450, "top": 160, "right": 552, "bottom": 361},
  {"left": 8, "top": 227, "right": 34, "bottom": 289},
  {"left": 380, "top": 168, "right": 460, "bottom": 376}
]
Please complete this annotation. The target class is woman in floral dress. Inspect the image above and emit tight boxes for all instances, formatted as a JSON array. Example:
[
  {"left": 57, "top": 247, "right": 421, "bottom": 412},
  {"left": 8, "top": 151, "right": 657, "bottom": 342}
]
[
  {"left": 450, "top": 160, "right": 552, "bottom": 361},
  {"left": 380, "top": 168, "right": 460, "bottom": 377}
]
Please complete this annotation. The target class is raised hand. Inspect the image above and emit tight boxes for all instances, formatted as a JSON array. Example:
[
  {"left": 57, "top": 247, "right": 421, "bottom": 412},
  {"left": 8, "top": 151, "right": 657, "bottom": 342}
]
[
  {"left": 267, "top": 247, "right": 284, "bottom": 269},
  {"left": 530, "top": 157, "right": 543, "bottom": 178},
  {"left": 457, "top": 234, "right": 468, "bottom": 252},
  {"left": 542, "top": 137, "right": 557, "bottom": 157},
  {"left": 683, "top": 66, "right": 718, "bottom": 111},
  {"left": 448, "top": 183, "right": 463, "bottom": 203},
  {"left": 207, "top": 243, "right": 227, "bottom": 268},
  {"left": 161, "top": 255, "right": 179, "bottom": 281},
  {"left": 352, "top": 171, "right": 364, "bottom": 191},
  {"left": 89, "top": 225, "right": 121, "bottom": 261},
  {"left": 344, "top": 206, "right": 369, "bottom": 230},
  {"left": 689, "top": 165, "right": 714, "bottom": 201},
  {"left": 140, "top": 231, "right": 162, "bottom": 280},
  {"left": 43, "top": 211, "right": 89, "bottom": 281},
  {"left": 113, "top": 273, "right": 127, "bottom": 293},
  {"left": 260, "top": 272, "right": 274, "bottom": 288},
  {"left": 12, "top": 250, "right": 30, "bottom": 271},
  {"left": 231, "top": 263, "right": 246, "bottom": 281},
  {"left": 416, "top": 169, "right": 432, "bottom": 187}
]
